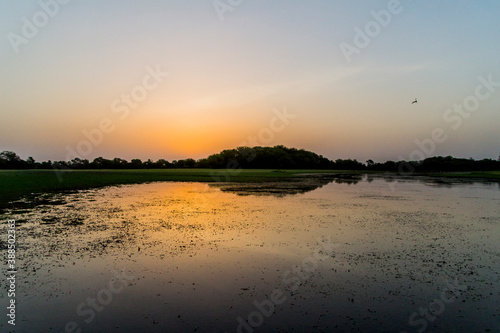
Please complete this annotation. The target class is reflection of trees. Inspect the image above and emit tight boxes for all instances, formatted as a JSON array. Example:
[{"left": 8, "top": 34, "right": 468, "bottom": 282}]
[
  {"left": 211, "top": 173, "right": 499, "bottom": 196},
  {"left": 364, "top": 173, "right": 499, "bottom": 188},
  {"left": 332, "top": 174, "right": 363, "bottom": 185},
  {"left": 211, "top": 177, "right": 332, "bottom": 197},
  {"left": 211, "top": 174, "right": 364, "bottom": 197}
]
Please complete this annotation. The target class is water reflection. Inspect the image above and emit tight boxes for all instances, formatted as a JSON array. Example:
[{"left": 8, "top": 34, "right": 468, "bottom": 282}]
[
  {"left": 211, "top": 174, "right": 362, "bottom": 196},
  {"left": 211, "top": 173, "right": 499, "bottom": 196},
  {"left": 2, "top": 175, "right": 497, "bottom": 216},
  {"left": 369, "top": 173, "right": 499, "bottom": 188},
  {"left": 0, "top": 177, "right": 499, "bottom": 332}
]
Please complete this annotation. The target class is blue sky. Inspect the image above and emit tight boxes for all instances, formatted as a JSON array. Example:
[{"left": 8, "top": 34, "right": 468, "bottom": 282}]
[{"left": 1, "top": 1, "right": 499, "bottom": 162}]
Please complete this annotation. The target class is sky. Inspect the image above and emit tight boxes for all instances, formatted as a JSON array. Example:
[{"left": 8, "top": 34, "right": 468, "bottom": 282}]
[{"left": 1, "top": 0, "right": 499, "bottom": 163}]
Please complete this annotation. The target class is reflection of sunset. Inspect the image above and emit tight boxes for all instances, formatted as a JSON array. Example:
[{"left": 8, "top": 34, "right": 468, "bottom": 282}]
[{"left": 11, "top": 178, "right": 499, "bottom": 331}]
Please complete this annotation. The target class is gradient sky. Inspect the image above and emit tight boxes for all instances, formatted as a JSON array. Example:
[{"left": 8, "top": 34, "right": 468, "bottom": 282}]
[{"left": 1, "top": 1, "right": 499, "bottom": 163}]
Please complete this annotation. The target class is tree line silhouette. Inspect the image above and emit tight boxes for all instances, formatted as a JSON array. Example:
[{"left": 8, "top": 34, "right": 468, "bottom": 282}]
[{"left": 1, "top": 146, "right": 499, "bottom": 172}]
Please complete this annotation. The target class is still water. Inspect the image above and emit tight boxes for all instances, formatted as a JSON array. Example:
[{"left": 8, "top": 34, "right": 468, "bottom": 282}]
[{"left": 1, "top": 175, "right": 499, "bottom": 332}]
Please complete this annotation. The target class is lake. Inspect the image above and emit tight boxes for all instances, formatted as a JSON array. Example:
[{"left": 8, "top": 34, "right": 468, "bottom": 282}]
[{"left": 1, "top": 175, "right": 499, "bottom": 332}]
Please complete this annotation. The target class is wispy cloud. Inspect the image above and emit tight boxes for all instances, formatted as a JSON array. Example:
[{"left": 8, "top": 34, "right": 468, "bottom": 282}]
[{"left": 188, "top": 67, "right": 363, "bottom": 109}]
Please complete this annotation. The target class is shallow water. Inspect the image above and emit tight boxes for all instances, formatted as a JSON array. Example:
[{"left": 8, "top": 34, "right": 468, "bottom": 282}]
[{"left": 1, "top": 176, "right": 499, "bottom": 332}]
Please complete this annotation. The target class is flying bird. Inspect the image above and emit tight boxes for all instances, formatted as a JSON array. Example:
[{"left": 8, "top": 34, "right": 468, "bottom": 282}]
[{"left": 411, "top": 98, "right": 418, "bottom": 104}]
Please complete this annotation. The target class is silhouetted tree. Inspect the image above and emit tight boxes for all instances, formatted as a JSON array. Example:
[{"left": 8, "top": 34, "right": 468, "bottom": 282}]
[
  {"left": 0, "top": 151, "right": 27, "bottom": 169},
  {"left": 1, "top": 148, "right": 499, "bottom": 171},
  {"left": 153, "top": 159, "right": 171, "bottom": 168},
  {"left": 130, "top": 159, "right": 143, "bottom": 169},
  {"left": 112, "top": 158, "right": 128, "bottom": 169}
]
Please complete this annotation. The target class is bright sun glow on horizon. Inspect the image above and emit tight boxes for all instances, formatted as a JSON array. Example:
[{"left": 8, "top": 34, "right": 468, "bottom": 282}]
[{"left": 1, "top": 1, "right": 499, "bottom": 163}]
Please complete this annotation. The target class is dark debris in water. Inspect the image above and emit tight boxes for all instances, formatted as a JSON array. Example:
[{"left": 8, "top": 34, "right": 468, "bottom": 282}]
[{"left": 0, "top": 178, "right": 498, "bottom": 332}]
